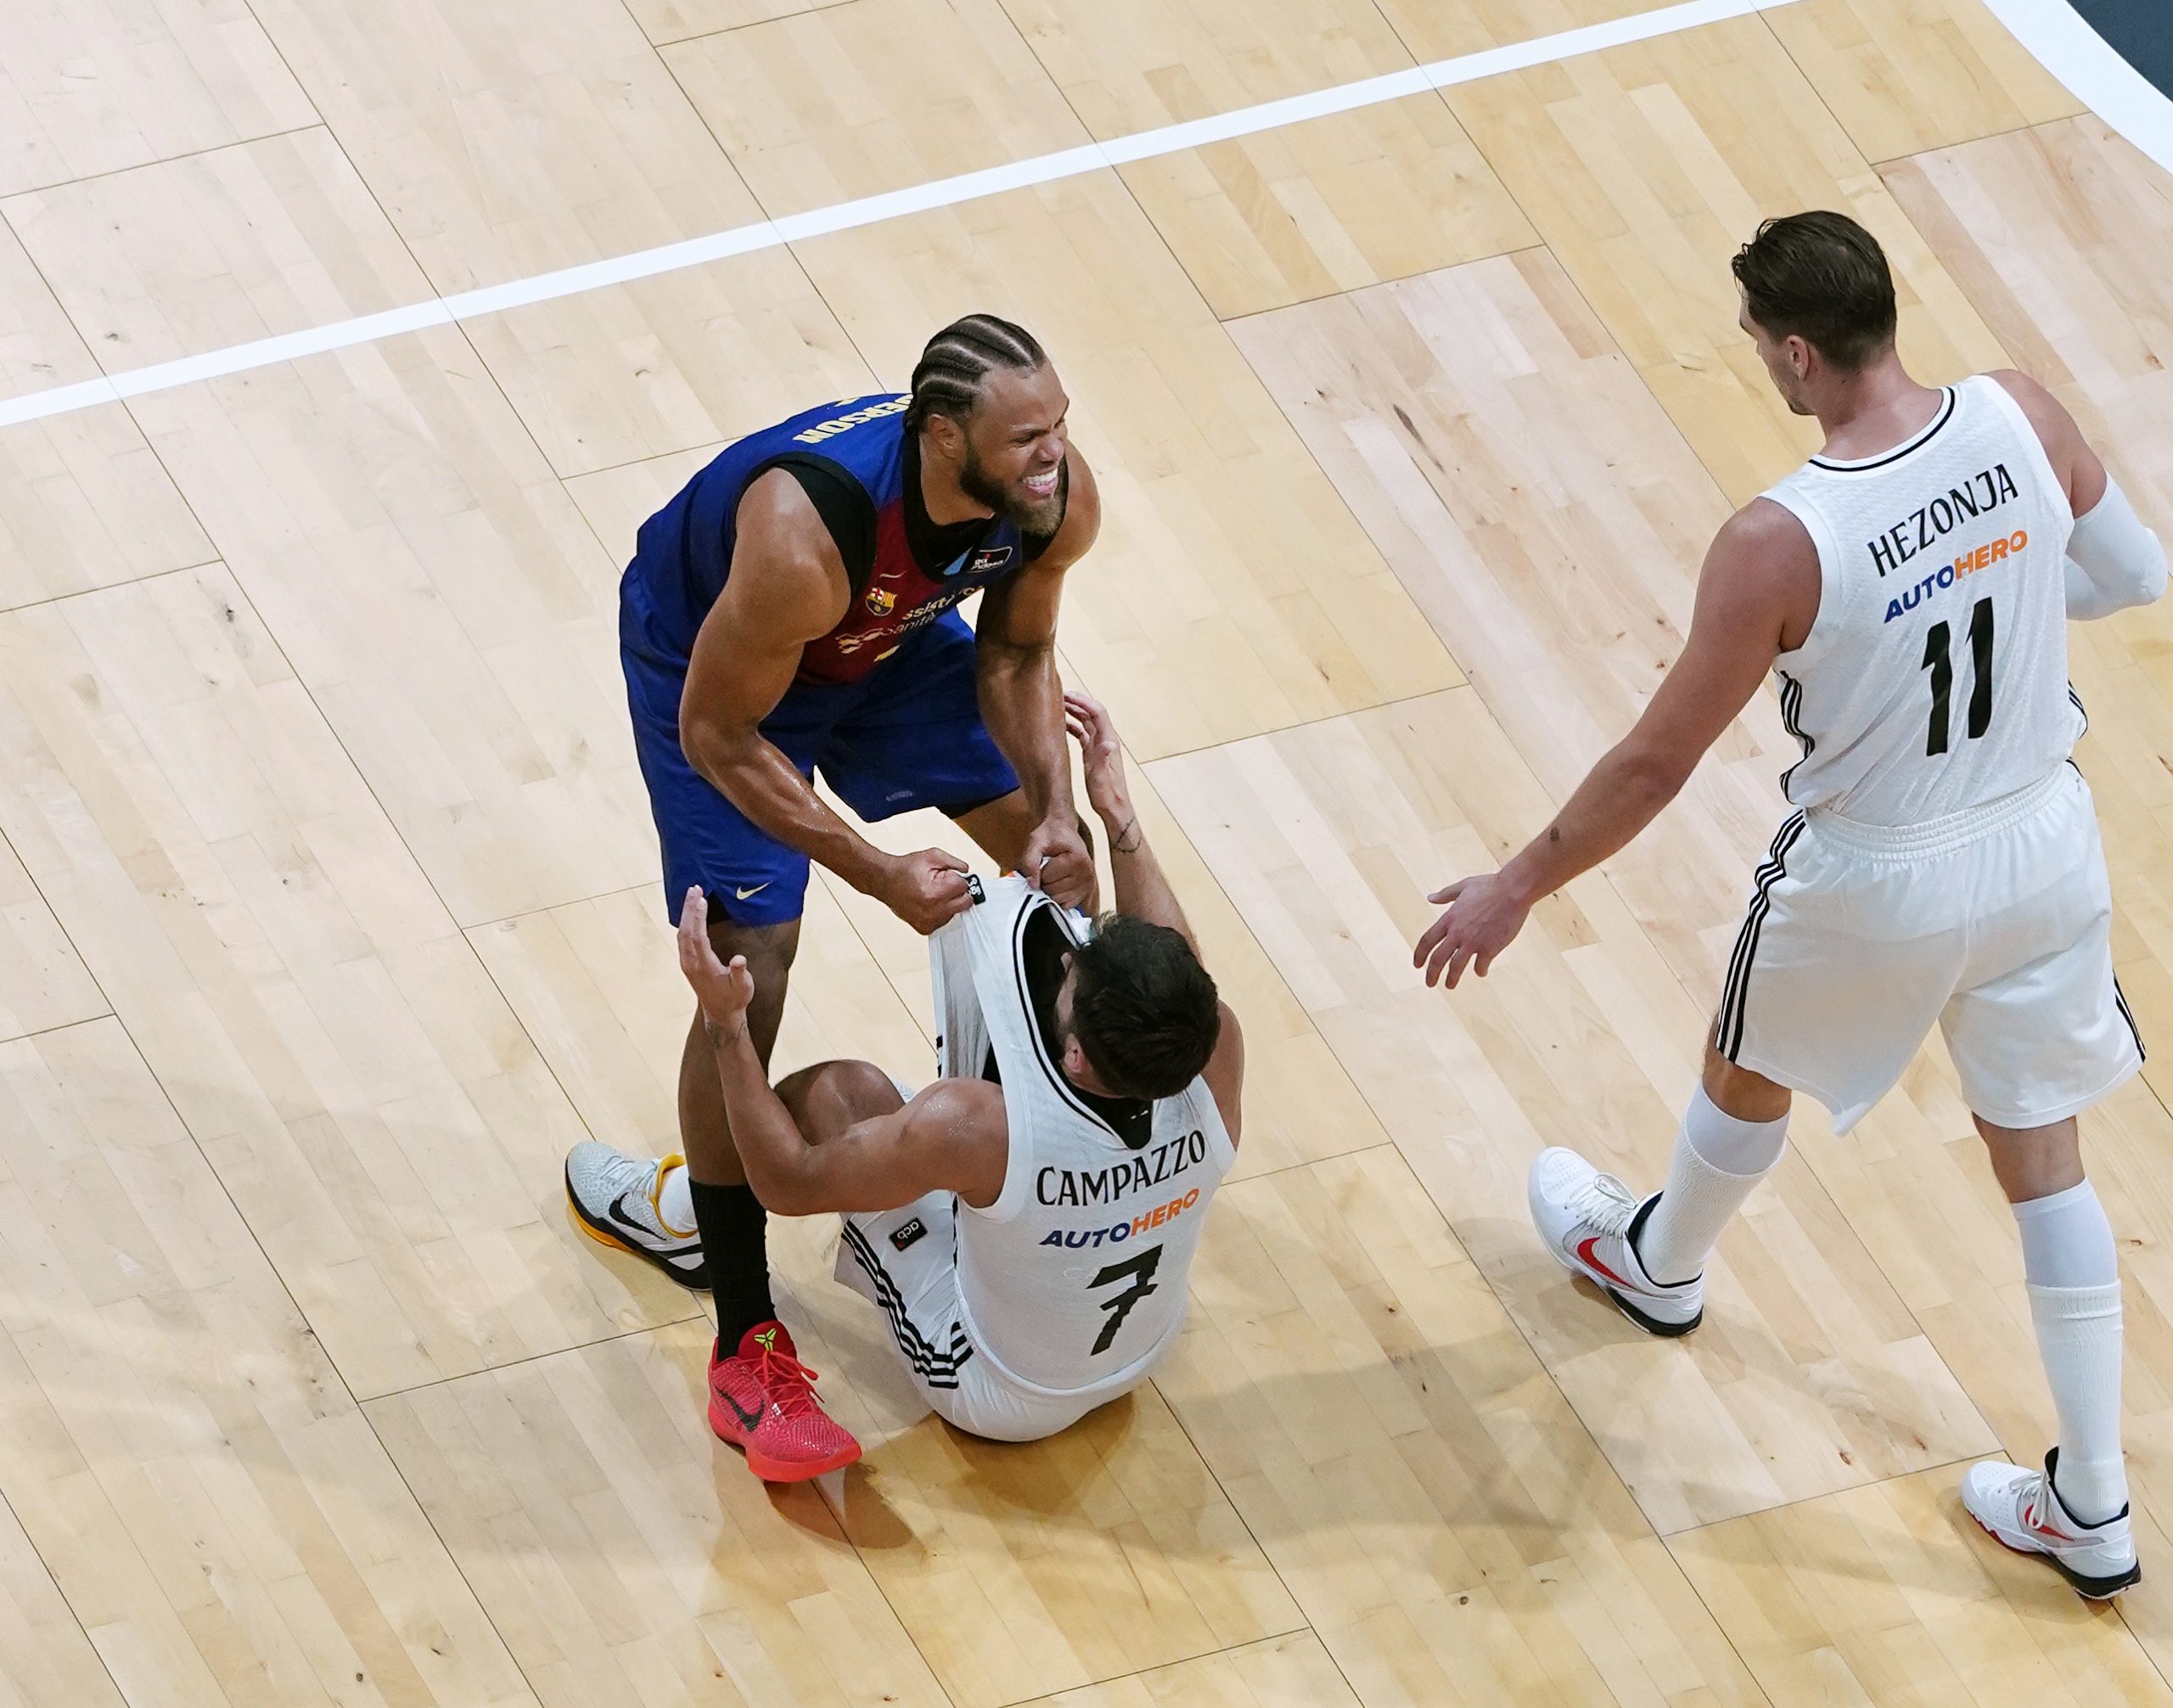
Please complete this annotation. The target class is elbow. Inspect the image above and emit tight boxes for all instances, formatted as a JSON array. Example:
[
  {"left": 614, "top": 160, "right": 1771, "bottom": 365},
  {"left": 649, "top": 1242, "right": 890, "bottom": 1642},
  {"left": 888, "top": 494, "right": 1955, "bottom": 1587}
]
[
  {"left": 742, "top": 1155, "right": 822, "bottom": 1217},
  {"left": 680, "top": 714, "right": 759, "bottom": 795},
  {"left": 1617, "top": 743, "right": 1694, "bottom": 811}
]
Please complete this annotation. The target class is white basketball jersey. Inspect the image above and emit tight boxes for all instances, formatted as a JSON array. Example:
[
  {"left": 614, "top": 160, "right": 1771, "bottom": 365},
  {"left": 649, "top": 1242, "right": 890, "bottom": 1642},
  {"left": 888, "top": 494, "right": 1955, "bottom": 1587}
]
[
  {"left": 1759, "top": 375, "right": 2083, "bottom": 825},
  {"left": 929, "top": 876, "right": 1235, "bottom": 1397}
]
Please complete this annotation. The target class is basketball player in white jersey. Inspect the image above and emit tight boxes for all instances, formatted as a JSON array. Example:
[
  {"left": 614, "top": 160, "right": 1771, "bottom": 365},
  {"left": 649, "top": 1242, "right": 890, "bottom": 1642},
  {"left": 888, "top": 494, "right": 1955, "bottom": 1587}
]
[
  {"left": 571, "top": 688, "right": 1243, "bottom": 1476},
  {"left": 1413, "top": 211, "right": 2166, "bottom": 1598}
]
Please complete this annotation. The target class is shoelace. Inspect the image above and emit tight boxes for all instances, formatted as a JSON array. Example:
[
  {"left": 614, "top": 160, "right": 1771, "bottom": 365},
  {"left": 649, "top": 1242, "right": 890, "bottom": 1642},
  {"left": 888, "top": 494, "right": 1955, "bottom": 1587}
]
[
  {"left": 1564, "top": 1168, "right": 1638, "bottom": 1235},
  {"left": 750, "top": 1342, "right": 828, "bottom": 1422}
]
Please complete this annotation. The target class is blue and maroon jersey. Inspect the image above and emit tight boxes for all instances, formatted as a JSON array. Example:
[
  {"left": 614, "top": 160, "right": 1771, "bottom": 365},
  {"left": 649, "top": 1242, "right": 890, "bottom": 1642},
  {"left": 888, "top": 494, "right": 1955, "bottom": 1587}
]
[{"left": 620, "top": 393, "right": 1048, "bottom": 687}]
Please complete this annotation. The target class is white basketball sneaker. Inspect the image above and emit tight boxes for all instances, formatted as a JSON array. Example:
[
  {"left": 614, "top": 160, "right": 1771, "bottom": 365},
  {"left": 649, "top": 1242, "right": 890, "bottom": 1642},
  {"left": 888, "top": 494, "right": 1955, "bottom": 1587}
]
[
  {"left": 564, "top": 1143, "right": 709, "bottom": 1289},
  {"left": 1527, "top": 1148, "right": 1704, "bottom": 1336},
  {"left": 1962, "top": 1450, "right": 2141, "bottom": 1599}
]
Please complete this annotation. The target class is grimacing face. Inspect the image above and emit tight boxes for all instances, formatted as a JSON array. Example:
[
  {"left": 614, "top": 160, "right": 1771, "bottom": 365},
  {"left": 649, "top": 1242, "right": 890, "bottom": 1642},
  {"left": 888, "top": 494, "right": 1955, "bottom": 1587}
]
[
  {"left": 1738, "top": 284, "right": 1815, "bottom": 418},
  {"left": 955, "top": 361, "right": 1070, "bottom": 534}
]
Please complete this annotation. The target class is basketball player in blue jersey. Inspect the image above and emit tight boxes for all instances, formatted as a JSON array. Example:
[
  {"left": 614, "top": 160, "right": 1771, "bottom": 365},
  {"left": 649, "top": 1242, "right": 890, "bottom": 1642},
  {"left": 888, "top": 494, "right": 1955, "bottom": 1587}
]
[{"left": 565, "top": 315, "right": 1103, "bottom": 1473}]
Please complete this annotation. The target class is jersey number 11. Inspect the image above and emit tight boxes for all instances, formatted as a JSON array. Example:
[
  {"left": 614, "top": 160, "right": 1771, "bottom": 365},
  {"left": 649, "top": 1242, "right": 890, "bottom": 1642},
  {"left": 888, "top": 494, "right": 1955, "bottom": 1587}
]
[{"left": 1922, "top": 597, "right": 1995, "bottom": 757}]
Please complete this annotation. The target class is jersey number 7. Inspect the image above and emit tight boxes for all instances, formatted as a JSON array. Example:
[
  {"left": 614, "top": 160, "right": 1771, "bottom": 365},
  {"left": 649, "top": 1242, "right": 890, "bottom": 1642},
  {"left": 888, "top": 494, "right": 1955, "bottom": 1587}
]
[
  {"left": 1922, "top": 597, "right": 1995, "bottom": 757},
  {"left": 1087, "top": 1246, "right": 1162, "bottom": 1356}
]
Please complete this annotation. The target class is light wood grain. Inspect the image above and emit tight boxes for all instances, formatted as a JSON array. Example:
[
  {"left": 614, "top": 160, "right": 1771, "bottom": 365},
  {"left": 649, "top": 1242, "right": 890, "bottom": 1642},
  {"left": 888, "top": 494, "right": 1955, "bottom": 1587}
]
[
  {"left": 1445, "top": 14, "right": 2010, "bottom": 503},
  {"left": 1160, "top": 1143, "right": 1766, "bottom": 1706},
  {"left": 1002, "top": 0, "right": 1534, "bottom": 317},
  {"left": 0, "top": 1017, "right": 536, "bottom": 1706},
  {"left": 0, "top": 216, "right": 212, "bottom": 610},
  {"left": 365, "top": 1319, "right": 952, "bottom": 1708},
  {"left": 244, "top": 0, "right": 870, "bottom": 474},
  {"left": 1151, "top": 689, "right": 1999, "bottom": 1531},
  {"left": 0, "top": 566, "right": 693, "bottom": 1400},
  {"left": 1765, "top": 0, "right": 2084, "bottom": 165},
  {"left": 1671, "top": 1464, "right": 2173, "bottom": 1705},
  {"left": 0, "top": 0, "right": 315, "bottom": 198},
  {"left": 791, "top": 173, "right": 1463, "bottom": 760},
  {"left": 1024, "top": 1632, "right": 1357, "bottom": 1706}
]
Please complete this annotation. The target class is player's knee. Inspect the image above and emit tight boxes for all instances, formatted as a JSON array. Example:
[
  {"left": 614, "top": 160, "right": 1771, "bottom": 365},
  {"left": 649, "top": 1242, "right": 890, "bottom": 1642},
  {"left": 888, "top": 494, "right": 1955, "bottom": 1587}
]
[{"left": 776, "top": 1059, "right": 902, "bottom": 1140}]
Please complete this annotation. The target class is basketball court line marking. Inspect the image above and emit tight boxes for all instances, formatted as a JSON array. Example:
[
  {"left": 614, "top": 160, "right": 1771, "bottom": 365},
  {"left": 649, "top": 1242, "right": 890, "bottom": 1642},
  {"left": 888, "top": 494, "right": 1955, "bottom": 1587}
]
[
  {"left": 4, "top": 0, "right": 2153, "bottom": 433},
  {"left": 1982, "top": 0, "right": 2173, "bottom": 177},
  {"left": 0, "top": 0, "right": 1810, "bottom": 430}
]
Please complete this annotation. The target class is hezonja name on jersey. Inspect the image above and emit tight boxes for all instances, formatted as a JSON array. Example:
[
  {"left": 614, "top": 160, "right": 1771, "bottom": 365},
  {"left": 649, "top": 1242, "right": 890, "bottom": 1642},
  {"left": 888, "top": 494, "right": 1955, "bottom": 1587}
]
[
  {"left": 1038, "top": 1188, "right": 1201, "bottom": 1250},
  {"left": 792, "top": 396, "right": 908, "bottom": 444},
  {"left": 1865, "top": 463, "right": 2019, "bottom": 577},
  {"left": 1881, "top": 528, "right": 2030, "bottom": 623},
  {"left": 1036, "top": 1129, "right": 1209, "bottom": 1206}
]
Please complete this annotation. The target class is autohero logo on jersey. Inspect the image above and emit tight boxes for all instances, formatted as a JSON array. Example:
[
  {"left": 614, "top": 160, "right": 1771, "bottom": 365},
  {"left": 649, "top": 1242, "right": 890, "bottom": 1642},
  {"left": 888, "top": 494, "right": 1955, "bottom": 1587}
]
[
  {"left": 1866, "top": 463, "right": 2020, "bottom": 580},
  {"left": 1036, "top": 1127, "right": 1210, "bottom": 1250},
  {"left": 1882, "top": 524, "right": 2031, "bottom": 623}
]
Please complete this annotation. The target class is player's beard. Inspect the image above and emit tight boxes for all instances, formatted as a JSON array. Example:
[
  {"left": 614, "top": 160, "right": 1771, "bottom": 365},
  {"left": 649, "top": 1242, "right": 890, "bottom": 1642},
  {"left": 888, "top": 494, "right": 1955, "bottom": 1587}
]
[{"left": 960, "top": 438, "right": 1065, "bottom": 536}]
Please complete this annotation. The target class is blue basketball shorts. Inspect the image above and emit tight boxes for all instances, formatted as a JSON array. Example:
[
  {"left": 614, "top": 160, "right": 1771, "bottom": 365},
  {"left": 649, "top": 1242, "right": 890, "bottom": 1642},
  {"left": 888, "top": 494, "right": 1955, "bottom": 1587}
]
[{"left": 622, "top": 606, "right": 1019, "bottom": 927}]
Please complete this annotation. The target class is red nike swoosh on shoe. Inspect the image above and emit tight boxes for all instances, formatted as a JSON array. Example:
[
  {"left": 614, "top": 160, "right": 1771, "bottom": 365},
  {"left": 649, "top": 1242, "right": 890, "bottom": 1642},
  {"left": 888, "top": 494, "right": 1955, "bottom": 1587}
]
[{"left": 1575, "top": 1235, "right": 1634, "bottom": 1290}]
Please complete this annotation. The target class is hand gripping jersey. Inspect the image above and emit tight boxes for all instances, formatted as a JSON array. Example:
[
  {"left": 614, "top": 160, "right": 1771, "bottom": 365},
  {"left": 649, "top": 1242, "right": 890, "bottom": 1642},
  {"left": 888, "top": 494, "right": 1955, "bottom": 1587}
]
[
  {"left": 1758, "top": 375, "right": 2083, "bottom": 825},
  {"left": 931, "top": 876, "right": 1235, "bottom": 1397},
  {"left": 620, "top": 393, "right": 1035, "bottom": 686}
]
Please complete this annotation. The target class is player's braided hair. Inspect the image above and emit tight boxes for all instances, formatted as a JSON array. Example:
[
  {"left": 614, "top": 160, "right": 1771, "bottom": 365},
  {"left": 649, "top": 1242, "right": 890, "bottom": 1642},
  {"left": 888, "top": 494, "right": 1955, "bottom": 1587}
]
[{"left": 904, "top": 313, "right": 1046, "bottom": 434}]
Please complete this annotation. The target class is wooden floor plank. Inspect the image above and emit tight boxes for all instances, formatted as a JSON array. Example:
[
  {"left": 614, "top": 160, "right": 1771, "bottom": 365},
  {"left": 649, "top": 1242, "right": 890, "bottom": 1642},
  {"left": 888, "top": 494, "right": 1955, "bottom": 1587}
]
[
  {"left": 1444, "top": 14, "right": 2010, "bottom": 504},
  {"left": 0, "top": 0, "right": 315, "bottom": 198},
  {"left": 1764, "top": 0, "right": 2084, "bottom": 166},
  {"left": 1671, "top": 1466, "right": 2173, "bottom": 1707},
  {"left": 1000, "top": 0, "right": 1534, "bottom": 317},
  {"left": 0, "top": 566, "right": 693, "bottom": 1401},
  {"left": 0, "top": 220, "right": 214, "bottom": 611},
  {"left": 786, "top": 174, "right": 1463, "bottom": 760},
  {"left": 0, "top": 1017, "right": 537, "bottom": 1706},
  {"left": 1159, "top": 1143, "right": 1767, "bottom": 1707},
  {"left": 1149, "top": 690, "right": 1998, "bottom": 1533},
  {"left": 243, "top": 0, "right": 870, "bottom": 475}
]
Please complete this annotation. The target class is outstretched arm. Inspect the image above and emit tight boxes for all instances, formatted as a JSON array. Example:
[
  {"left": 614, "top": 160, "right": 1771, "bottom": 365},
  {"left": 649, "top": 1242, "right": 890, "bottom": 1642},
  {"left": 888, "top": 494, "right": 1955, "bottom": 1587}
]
[
  {"left": 675, "top": 888, "right": 1008, "bottom": 1214},
  {"left": 1413, "top": 500, "right": 1818, "bottom": 989}
]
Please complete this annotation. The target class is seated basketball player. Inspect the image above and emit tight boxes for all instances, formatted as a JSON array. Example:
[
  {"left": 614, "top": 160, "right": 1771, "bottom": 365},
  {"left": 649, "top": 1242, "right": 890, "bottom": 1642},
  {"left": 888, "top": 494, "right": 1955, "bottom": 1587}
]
[{"left": 573, "top": 691, "right": 1244, "bottom": 1477}]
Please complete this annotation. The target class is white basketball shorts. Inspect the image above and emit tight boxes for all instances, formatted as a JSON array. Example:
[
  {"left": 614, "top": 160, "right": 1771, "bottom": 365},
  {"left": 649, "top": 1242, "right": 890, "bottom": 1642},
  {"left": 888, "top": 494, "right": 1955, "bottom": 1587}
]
[
  {"left": 834, "top": 1188, "right": 1117, "bottom": 1444},
  {"left": 1718, "top": 764, "right": 2142, "bottom": 1132}
]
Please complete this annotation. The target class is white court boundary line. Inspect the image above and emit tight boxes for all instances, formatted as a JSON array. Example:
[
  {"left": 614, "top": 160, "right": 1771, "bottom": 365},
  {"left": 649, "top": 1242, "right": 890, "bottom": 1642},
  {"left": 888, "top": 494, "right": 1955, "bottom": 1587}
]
[
  {"left": 0, "top": 0, "right": 1806, "bottom": 430},
  {"left": 1979, "top": 0, "right": 2173, "bottom": 177}
]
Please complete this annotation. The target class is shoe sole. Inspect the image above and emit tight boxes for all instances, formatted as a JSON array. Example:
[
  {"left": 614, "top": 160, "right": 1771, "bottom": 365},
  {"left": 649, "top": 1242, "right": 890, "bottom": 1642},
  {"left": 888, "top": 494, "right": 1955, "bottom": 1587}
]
[
  {"left": 1545, "top": 1246, "right": 1702, "bottom": 1338},
  {"left": 564, "top": 1166, "right": 711, "bottom": 1291},
  {"left": 1967, "top": 1509, "right": 2142, "bottom": 1600},
  {"left": 707, "top": 1397, "right": 862, "bottom": 1482}
]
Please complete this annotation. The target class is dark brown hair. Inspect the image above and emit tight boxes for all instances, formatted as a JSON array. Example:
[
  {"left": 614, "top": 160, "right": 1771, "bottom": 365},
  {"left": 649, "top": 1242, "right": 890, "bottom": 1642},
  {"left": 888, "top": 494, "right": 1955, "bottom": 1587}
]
[
  {"left": 1068, "top": 914, "right": 1221, "bottom": 1101},
  {"left": 1732, "top": 211, "right": 1897, "bottom": 372}
]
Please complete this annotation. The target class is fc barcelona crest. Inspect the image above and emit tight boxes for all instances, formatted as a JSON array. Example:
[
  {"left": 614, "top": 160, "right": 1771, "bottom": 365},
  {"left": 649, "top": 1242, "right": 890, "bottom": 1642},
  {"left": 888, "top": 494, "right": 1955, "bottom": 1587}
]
[{"left": 865, "top": 587, "right": 897, "bottom": 616}]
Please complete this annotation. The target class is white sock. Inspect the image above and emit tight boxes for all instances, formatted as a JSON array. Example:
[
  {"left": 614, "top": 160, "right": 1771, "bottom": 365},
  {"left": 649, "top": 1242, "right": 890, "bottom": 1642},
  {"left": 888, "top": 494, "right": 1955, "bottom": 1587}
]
[
  {"left": 1634, "top": 1085, "right": 1790, "bottom": 1286},
  {"left": 657, "top": 1161, "right": 695, "bottom": 1236},
  {"left": 2014, "top": 1181, "right": 2126, "bottom": 1524}
]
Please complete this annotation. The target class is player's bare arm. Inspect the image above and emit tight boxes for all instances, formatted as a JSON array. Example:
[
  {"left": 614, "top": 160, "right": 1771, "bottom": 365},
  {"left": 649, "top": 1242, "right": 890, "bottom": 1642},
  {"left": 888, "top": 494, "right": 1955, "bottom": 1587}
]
[
  {"left": 976, "top": 445, "right": 1103, "bottom": 911},
  {"left": 677, "top": 885, "right": 1008, "bottom": 1214},
  {"left": 1065, "top": 688, "right": 1245, "bottom": 1140},
  {"left": 680, "top": 469, "right": 974, "bottom": 935},
  {"left": 1414, "top": 500, "right": 1820, "bottom": 988},
  {"left": 1989, "top": 369, "right": 2167, "bottom": 620}
]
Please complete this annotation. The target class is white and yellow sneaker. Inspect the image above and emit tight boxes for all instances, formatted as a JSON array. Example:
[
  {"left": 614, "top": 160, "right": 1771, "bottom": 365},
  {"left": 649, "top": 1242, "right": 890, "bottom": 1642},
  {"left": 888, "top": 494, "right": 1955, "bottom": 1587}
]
[
  {"left": 564, "top": 1143, "right": 709, "bottom": 1289},
  {"left": 1962, "top": 1450, "right": 2140, "bottom": 1600},
  {"left": 1528, "top": 1147, "right": 1704, "bottom": 1336}
]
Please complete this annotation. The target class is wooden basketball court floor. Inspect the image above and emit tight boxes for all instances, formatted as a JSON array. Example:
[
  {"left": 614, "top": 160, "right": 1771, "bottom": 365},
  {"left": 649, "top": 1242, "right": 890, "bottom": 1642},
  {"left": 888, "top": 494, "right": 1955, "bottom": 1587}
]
[{"left": 2, "top": 0, "right": 2171, "bottom": 1702}]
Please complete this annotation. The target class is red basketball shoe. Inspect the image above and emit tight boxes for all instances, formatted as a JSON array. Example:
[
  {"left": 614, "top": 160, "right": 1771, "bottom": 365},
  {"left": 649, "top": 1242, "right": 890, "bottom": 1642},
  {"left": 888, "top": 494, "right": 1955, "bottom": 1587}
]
[{"left": 707, "top": 1321, "right": 861, "bottom": 1481}]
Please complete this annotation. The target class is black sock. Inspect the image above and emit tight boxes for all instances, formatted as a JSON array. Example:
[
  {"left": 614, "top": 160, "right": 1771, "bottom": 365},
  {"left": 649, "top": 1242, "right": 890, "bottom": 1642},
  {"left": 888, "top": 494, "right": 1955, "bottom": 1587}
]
[{"left": 689, "top": 1179, "right": 775, "bottom": 1347}]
